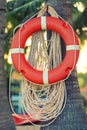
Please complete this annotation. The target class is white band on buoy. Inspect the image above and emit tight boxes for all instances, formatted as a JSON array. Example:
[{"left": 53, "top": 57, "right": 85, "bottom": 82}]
[
  {"left": 41, "top": 16, "right": 46, "bottom": 30},
  {"left": 43, "top": 71, "right": 48, "bottom": 85},
  {"left": 66, "top": 45, "right": 80, "bottom": 51},
  {"left": 10, "top": 48, "right": 24, "bottom": 54}
]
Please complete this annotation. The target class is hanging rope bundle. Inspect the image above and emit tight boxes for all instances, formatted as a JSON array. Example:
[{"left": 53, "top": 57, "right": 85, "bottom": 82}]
[
  {"left": 9, "top": 6, "right": 80, "bottom": 126},
  {"left": 21, "top": 6, "right": 66, "bottom": 124}
]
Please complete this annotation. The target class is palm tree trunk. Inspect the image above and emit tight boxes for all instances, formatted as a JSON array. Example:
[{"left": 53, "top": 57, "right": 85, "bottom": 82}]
[
  {"left": 0, "top": 1, "right": 16, "bottom": 130},
  {"left": 40, "top": 0, "right": 87, "bottom": 130}
]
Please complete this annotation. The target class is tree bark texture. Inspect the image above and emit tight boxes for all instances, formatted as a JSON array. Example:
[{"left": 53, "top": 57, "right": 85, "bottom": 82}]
[
  {"left": 40, "top": 0, "right": 87, "bottom": 130},
  {"left": 0, "top": 0, "right": 16, "bottom": 130}
]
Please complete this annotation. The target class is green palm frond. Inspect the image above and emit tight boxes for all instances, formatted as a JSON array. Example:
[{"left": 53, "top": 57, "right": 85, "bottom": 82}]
[
  {"left": 6, "top": 0, "right": 44, "bottom": 49},
  {"left": 8, "top": 0, "right": 43, "bottom": 15}
]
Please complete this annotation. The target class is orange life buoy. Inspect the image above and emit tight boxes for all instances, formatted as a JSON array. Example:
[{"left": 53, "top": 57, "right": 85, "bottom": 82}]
[{"left": 10, "top": 16, "right": 80, "bottom": 85}]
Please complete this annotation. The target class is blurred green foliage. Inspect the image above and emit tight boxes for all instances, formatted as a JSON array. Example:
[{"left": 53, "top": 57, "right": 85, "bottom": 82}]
[
  {"left": 71, "top": 0, "right": 87, "bottom": 44},
  {"left": 78, "top": 73, "right": 87, "bottom": 88}
]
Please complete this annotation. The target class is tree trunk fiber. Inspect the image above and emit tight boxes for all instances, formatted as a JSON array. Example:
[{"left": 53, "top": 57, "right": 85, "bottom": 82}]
[
  {"left": 40, "top": 0, "right": 87, "bottom": 130},
  {"left": 0, "top": 1, "right": 16, "bottom": 130}
]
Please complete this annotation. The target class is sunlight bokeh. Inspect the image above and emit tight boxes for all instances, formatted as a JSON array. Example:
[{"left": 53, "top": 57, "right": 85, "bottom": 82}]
[
  {"left": 77, "top": 41, "right": 87, "bottom": 73},
  {"left": 74, "top": 2, "right": 85, "bottom": 12}
]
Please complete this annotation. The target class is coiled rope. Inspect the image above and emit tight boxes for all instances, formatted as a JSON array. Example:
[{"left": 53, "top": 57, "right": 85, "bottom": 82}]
[
  {"left": 21, "top": 6, "right": 67, "bottom": 126},
  {"left": 9, "top": 6, "right": 78, "bottom": 126}
]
